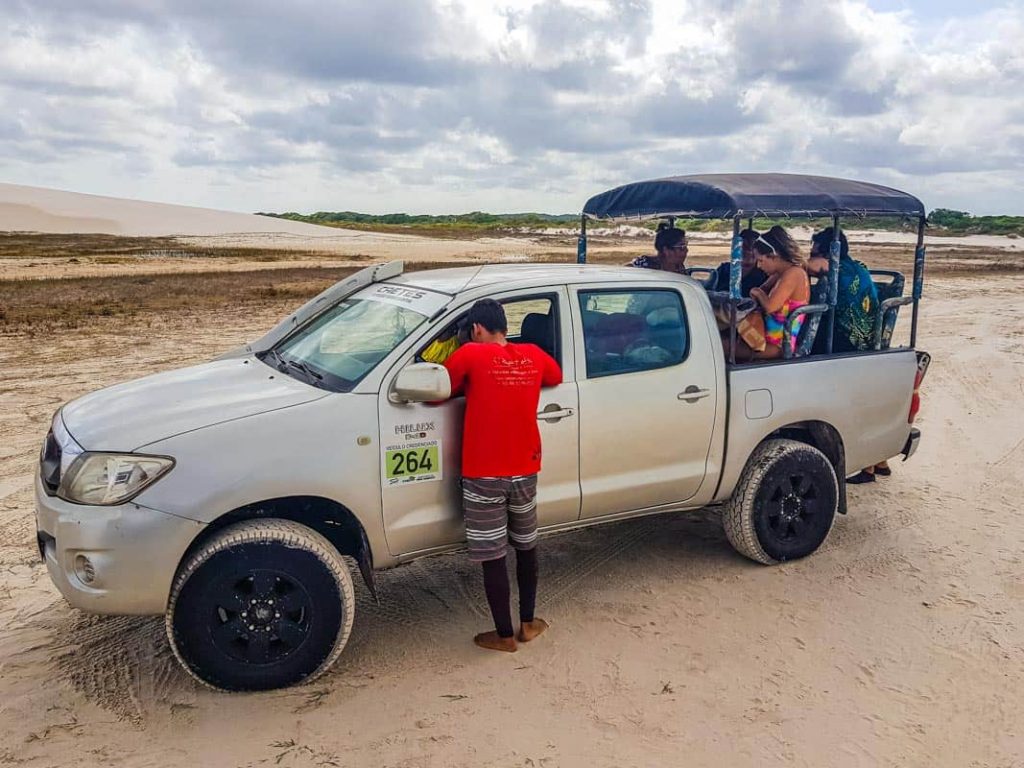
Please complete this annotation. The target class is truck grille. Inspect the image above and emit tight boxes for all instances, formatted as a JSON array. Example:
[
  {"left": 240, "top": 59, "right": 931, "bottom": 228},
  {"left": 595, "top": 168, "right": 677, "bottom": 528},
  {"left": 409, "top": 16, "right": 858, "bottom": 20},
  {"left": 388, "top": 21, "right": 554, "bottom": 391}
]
[{"left": 40, "top": 429, "right": 62, "bottom": 495}]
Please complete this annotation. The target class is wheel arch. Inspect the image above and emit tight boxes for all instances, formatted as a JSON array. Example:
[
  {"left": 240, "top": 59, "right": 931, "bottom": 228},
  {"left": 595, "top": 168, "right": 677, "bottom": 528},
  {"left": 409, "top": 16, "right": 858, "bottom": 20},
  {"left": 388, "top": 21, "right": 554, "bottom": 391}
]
[
  {"left": 176, "top": 495, "right": 378, "bottom": 601},
  {"left": 766, "top": 420, "right": 847, "bottom": 515}
]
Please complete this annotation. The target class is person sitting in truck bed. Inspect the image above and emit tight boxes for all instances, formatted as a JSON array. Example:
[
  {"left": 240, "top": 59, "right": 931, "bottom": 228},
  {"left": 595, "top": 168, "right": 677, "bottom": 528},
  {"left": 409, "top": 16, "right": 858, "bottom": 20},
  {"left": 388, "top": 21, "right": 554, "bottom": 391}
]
[
  {"left": 806, "top": 228, "right": 887, "bottom": 483},
  {"left": 807, "top": 227, "right": 878, "bottom": 354},
  {"left": 628, "top": 223, "right": 687, "bottom": 273},
  {"left": 712, "top": 228, "right": 768, "bottom": 296},
  {"left": 733, "top": 226, "right": 810, "bottom": 361}
]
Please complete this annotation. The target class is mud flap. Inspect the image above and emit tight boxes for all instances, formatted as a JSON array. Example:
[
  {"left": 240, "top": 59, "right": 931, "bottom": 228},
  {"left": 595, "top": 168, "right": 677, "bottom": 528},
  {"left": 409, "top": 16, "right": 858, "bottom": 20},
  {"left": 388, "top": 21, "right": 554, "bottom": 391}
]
[
  {"left": 807, "top": 422, "right": 847, "bottom": 515},
  {"left": 357, "top": 526, "right": 379, "bottom": 605}
]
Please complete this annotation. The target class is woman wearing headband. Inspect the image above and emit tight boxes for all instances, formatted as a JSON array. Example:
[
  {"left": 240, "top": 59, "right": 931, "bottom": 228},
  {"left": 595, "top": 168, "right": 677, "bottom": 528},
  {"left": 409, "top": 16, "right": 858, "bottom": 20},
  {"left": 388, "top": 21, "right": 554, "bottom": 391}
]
[{"left": 736, "top": 226, "right": 810, "bottom": 360}]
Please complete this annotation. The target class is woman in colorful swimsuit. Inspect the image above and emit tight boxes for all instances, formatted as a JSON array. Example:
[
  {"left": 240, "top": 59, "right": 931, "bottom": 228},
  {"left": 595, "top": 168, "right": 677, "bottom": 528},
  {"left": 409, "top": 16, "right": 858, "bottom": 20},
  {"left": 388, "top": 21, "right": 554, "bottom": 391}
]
[{"left": 735, "top": 226, "right": 810, "bottom": 361}]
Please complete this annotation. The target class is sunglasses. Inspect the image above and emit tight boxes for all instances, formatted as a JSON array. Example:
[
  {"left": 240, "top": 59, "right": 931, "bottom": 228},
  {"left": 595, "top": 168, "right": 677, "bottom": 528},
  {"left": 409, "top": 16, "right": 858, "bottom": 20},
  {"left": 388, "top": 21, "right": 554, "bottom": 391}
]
[{"left": 667, "top": 243, "right": 688, "bottom": 251}]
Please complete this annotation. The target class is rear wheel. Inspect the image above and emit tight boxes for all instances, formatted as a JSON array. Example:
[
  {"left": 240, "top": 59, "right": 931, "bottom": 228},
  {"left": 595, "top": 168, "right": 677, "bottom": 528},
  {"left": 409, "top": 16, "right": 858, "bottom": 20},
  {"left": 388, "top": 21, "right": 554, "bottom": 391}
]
[
  {"left": 166, "top": 519, "right": 355, "bottom": 691},
  {"left": 723, "top": 439, "right": 838, "bottom": 564}
]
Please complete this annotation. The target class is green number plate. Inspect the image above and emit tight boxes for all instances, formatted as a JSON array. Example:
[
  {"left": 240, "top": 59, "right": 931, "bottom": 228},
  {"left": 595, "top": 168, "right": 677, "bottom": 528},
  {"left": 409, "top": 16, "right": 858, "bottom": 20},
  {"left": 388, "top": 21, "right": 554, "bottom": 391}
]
[{"left": 385, "top": 444, "right": 441, "bottom": 482}]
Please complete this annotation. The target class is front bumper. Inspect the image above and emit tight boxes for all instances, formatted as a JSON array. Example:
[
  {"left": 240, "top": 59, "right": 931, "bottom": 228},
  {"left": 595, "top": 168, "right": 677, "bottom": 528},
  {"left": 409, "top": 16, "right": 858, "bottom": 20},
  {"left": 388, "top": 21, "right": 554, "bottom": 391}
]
[
  {"left": 34, "top": 474, "right": 205, "bottom": 615},
  {"left": 902, "top": 427, "right": 922, "bottom": 461}
]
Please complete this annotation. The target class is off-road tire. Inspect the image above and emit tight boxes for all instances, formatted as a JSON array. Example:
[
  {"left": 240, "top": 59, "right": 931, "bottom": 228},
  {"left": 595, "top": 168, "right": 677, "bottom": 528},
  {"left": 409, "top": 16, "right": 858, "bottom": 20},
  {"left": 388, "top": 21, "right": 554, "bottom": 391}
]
[
  {"left": 723, "top": 439, "right": 838, "bottom": 565},
  {"left": 166, "top": 519, "right": 355, "bottom": 692}
]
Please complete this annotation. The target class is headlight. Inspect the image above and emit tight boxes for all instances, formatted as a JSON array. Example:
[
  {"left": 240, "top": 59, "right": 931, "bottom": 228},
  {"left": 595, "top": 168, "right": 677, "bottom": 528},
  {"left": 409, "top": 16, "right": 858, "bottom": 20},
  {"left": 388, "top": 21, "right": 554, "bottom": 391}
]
[
  {"left": 58, "top": 453, "right": 175, "bottom": 506},
  {"left": 52, "top": 409, "right": 84, "bottom": 475}
]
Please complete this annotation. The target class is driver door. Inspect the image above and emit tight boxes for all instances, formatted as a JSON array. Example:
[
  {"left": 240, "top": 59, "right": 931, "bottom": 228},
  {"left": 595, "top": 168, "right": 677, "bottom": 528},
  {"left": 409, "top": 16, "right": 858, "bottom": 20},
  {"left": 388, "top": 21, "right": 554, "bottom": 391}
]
[{"left": 378, "top": 288, "right": 580, "bottom": 557}]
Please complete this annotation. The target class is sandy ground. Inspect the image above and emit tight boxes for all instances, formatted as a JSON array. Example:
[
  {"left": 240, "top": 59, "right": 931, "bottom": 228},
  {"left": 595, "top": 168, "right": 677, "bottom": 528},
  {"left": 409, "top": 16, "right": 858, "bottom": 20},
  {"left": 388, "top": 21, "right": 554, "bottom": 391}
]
[
  {"left": 0, "top": 234, "right": 562, "bottom": 282},
  {"left": 1, "top": 243, "right": 1023, "bottom": 766},
  {"left": 0, "top": 183, "right": 341, "bottom": 237}
]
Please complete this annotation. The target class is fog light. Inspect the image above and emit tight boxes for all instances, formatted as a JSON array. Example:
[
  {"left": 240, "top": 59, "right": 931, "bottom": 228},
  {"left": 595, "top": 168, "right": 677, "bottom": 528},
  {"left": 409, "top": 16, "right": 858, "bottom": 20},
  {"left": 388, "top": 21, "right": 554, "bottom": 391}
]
[{"left": 74, "top": 554, "right": 96, "bottom": 585}]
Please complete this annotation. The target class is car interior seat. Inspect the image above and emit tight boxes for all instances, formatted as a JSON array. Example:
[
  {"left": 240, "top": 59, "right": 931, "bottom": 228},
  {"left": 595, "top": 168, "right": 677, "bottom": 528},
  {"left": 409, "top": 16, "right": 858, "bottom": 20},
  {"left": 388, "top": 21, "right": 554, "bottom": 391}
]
[
  {"left": 520, "top": 312, "right": 556, "bottom": 358},
  {"left": 870, "top": 270, "right": 907, "bottom": 350},
  {"left": 684, "top": 267, "right": 718, "bottom": 290},
  {"left": 587, "top": 311, "right": 646, "bottom": 360},
  {"left": 786, "top": 276, "right": 831, "bottom": 359},
  {"left": 643, "top": 306, "right": 686, "bottom": 359}
]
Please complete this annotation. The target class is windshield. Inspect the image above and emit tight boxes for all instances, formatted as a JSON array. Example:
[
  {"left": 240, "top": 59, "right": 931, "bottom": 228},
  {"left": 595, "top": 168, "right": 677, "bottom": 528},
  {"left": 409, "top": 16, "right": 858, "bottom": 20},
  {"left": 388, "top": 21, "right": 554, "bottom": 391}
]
[{"left": 264, "top": 283, "right": 448, "bottom": 391}]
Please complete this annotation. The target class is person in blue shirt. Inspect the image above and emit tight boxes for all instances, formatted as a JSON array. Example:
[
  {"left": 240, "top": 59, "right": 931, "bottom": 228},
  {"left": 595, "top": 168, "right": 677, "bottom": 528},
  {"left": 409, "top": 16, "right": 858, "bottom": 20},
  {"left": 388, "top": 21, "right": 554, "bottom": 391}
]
[
  {"left": 808, "top": 227, "right": 888, "bottom": 483},
  {"left": 808, "top": 227, "right": 878, "bottom": 354}
]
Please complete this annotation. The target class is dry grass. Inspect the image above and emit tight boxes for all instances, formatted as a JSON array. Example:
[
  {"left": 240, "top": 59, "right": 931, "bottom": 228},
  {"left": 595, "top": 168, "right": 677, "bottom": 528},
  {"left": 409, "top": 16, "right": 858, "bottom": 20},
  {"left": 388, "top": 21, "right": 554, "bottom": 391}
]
[
  {"left": 2, "top": 233, "right": 1020, "bottom": 334},
  {"left": 0, "top": 262, "right": 468, "bottom": 333},
  {"left": 0, "top": 232, "right": 344, "bottom": 264}
]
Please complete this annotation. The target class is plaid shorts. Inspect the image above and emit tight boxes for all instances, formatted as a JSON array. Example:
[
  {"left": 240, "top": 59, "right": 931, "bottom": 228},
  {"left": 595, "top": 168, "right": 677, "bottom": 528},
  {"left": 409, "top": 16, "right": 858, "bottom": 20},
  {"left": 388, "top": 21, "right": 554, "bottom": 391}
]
[{"left": 462, "top": 475, "right": 539, "bottom": 562}]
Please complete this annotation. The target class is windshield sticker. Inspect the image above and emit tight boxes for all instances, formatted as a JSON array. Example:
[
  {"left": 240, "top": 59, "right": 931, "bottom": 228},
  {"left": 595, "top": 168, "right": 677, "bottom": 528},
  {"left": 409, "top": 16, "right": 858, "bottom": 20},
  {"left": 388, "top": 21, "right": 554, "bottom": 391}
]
[
  {"left": 360, "top": 284, "right": 448, "bottom": 316},
  {"left": 383, "top": 433, "right": 442, "bottom": 486}
]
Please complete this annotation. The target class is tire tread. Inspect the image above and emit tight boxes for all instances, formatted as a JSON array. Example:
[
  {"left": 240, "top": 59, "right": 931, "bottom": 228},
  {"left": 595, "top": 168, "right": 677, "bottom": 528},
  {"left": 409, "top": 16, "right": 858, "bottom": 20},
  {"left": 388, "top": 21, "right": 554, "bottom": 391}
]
[
  {"left": 722, "top": 438, "right": 838, "bottom": 565},
  {"left": 165, "top": 519, "right": 355, "bottom": 691}
]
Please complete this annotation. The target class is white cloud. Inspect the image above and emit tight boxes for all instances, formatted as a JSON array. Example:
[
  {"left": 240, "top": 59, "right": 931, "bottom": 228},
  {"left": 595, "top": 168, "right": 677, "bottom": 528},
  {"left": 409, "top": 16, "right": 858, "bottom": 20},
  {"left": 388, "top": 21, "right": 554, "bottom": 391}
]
[{"left": 0, "top": 0, "right": 1021, "bottom": 214}]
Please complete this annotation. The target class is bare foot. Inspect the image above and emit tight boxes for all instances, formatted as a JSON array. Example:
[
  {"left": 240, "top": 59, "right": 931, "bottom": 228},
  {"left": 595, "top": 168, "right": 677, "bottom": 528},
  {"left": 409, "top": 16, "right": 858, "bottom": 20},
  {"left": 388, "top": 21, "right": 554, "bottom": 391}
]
[
  {"left": 473, "top": 631, "right": 517, "bottom": 653},
  {"left": 517, "top": 618, "right": 549, "bottom": 643}
]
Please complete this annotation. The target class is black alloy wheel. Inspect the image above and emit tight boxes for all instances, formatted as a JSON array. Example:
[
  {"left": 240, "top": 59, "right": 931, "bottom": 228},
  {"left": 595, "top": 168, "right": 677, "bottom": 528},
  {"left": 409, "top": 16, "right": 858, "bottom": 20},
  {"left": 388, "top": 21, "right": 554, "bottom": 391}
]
[
  {"left": 722, "top": 439, "right": 839, "bottom": 564},
  {"left": 167, "top": 520, "right": 355, "bottom": 691},
  {"left": 206, "top": 569, "right": 313, "bottom": 665},
  {"left": 751, "top": 445, "right": 837, "bottom": 562}
]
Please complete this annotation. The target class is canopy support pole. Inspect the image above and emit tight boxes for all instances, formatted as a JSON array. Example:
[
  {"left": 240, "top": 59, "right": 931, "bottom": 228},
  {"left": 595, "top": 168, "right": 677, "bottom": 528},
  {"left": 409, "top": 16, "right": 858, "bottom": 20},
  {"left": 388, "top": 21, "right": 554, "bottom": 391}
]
[
  {"left": 825, "top": 213, "right": 841, "bottom": 354},
  {"left": 729, "top": 215, "right": 741, "bottom": 365},
  {"left": 910, "top": 215, "right": 925, "bottom": 347},
  {"left": 577, "top": 214, "right": 587, "bottom": 264}
]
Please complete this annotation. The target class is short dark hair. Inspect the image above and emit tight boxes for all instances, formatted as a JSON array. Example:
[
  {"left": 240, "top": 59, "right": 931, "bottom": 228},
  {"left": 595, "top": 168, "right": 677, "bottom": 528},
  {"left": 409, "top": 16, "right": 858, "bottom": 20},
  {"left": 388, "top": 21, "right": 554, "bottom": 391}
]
[
  {"left": 654, "top": 222, "right": 686, "bottom": 251},
  {"left": 811, "top": 227, "right": 849, "bottom": 259},
  {"left": 467, "top": 298, "right": 507, "bottom": 334}
]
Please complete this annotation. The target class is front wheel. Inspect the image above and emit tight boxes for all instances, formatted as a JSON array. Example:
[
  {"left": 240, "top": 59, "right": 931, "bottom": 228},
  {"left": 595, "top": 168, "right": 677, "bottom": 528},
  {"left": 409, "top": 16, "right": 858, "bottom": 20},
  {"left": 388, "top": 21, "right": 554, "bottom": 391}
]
[
  {"left": 723, "top": 439, "right": 838, "bottom": 564},
  {"left": 166, "top": 519, "right": 355, "bottom": 691}
]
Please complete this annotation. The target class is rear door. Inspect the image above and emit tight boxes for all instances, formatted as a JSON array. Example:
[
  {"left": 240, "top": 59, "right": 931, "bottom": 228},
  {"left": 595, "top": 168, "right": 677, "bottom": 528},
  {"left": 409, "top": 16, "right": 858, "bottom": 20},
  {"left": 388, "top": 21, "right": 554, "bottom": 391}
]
[
  {"left": 571, "top": 283, "right": 718, "bottom": 519},
  {"left": 378, "top": 287, "right": 580, "bottom": 557}
]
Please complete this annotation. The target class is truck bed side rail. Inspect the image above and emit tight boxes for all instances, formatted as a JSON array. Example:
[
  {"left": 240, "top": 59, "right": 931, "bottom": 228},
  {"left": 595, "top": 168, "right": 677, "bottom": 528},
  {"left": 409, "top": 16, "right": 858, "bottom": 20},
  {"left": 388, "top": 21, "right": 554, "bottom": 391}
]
[{"left": 783, "top": 304, "right": 830, "bottom": 359}]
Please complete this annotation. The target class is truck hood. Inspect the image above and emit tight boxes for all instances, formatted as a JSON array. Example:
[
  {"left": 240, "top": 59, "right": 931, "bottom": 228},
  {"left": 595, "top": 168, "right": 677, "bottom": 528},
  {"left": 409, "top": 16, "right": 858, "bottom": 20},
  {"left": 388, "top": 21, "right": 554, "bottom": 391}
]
[{"left": 61, "top": 357, "right": 327, "bottom": 451}]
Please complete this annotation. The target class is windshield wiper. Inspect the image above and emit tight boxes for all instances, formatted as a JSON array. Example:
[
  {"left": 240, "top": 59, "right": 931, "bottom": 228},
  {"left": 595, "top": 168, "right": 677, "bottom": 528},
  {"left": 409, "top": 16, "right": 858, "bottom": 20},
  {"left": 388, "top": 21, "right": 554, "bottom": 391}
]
[
  {"left": 259, "top": 349, "right": 326, "bottom": 387},
  {"left": 286, "top": 358, "right": 324, "bottom": 382},
  {"left": 260, "top": 348, "right": 288, "bottom": 372}
]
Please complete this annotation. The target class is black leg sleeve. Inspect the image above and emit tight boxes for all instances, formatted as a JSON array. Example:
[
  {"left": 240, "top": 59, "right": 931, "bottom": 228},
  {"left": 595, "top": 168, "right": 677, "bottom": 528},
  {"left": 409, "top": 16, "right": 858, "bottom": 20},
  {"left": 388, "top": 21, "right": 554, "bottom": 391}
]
[
  {"left": 481, "top": 557, "right": 514, "bottom": 638},
  {"left": 515, "top": 547, "right": 538, "bottom": 623}
]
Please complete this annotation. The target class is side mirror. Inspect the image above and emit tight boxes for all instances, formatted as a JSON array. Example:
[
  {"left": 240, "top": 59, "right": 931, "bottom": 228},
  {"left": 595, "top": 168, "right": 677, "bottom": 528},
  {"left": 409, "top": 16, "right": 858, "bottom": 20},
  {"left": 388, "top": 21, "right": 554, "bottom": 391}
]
[{"left": 390, "top": 363, "right": 451, "bottom": 404}]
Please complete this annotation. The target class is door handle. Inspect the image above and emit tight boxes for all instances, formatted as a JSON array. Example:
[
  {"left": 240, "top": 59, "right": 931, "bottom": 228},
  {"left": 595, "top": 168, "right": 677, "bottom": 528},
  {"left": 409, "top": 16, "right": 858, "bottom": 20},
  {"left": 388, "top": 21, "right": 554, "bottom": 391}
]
[
  {"left": 678, "top": 386, "right": 711, "bottom": 403},
  {"left": 538, "top": 403, "right": 575, "bottom": 422}
]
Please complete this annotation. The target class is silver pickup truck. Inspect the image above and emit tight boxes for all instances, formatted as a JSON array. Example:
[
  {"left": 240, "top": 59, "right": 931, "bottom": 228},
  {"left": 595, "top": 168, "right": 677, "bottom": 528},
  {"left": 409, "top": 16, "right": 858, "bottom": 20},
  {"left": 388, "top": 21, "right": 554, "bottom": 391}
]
[
  {"left": 35, "top": 258, "right": 925, "bottom": 691},
  {"left": 36, "top": 174, "right": 934, "bottom": 691}
]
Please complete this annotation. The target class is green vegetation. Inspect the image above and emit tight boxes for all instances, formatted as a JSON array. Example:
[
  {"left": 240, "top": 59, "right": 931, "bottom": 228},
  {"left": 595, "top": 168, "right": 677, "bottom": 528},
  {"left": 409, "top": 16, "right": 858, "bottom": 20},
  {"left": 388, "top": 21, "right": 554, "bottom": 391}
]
[
  {"left": 926, "top": 209, "right": 1024, "bottom": 236},
  {"left": 257, "top": 210, "right": 580, "bottom": 236},
  {"left": 259, "top": 209, "right": 1024, "bottom": 237}
]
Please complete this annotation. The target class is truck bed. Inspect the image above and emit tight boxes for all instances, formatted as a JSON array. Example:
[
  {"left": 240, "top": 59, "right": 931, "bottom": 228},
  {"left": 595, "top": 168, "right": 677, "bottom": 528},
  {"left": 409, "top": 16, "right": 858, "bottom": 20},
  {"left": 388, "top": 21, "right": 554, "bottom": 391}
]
[{"left": 711, "top": 349, "right": 919, "bottom": 502}]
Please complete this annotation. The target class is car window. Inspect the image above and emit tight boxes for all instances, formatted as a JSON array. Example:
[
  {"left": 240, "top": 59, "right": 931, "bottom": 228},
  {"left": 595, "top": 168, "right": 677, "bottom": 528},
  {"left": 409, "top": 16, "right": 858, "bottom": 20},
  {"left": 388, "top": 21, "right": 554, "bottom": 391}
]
[
  {"left": 269, "top": 284, "right": 447, "bottom": 390},
  {"left": 578, "top": 289, "right": 688, "bottom": 378},
  {"left": 417, "top": 294, "right": 561, "bottom": 366}
]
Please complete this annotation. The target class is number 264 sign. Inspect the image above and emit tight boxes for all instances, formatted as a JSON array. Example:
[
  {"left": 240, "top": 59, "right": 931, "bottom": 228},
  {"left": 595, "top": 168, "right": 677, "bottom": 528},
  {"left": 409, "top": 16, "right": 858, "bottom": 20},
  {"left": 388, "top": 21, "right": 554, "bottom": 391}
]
[{"left": 384, "top": 441, "right": 442, "bottom": 485}]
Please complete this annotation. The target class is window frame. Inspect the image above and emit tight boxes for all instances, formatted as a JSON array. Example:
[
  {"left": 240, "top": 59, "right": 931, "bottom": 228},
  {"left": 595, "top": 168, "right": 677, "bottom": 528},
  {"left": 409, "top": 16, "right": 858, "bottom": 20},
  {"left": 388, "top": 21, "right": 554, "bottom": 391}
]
[
  {"left": 415, "top": 291, "right": 564, "bottom": 368},
  {"left": 575, "top": 286, "right": 691, "bottom": 380}
]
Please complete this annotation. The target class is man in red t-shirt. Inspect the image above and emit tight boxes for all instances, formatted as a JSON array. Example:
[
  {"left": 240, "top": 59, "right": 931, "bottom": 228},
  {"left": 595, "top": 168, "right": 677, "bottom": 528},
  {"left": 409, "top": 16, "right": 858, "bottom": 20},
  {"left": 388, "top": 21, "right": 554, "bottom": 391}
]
[{"left": 443, "top": 299, "right": 562, "bottom": 652}]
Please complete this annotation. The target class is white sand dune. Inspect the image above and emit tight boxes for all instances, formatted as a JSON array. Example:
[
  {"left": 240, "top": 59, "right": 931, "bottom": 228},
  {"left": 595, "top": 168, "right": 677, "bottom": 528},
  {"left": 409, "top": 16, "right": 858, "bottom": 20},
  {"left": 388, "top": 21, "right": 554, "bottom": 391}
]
[{"left": 0, "top": 183, "right": 352, "bottom": 237}]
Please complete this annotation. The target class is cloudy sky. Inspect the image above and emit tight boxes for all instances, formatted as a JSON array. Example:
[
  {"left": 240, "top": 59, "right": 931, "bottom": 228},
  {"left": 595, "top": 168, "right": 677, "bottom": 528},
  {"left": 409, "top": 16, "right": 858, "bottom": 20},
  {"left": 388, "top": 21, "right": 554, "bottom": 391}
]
[{"left": 1, "top": 0, "right": 1021, "bottom": 215}]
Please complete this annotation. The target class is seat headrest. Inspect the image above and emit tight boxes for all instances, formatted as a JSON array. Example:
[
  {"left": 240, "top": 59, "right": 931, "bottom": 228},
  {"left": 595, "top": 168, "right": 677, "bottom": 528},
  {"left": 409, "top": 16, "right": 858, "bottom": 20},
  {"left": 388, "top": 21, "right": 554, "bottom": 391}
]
[{"left": 521, "top": 312, "right": 554, "bottom": 355}]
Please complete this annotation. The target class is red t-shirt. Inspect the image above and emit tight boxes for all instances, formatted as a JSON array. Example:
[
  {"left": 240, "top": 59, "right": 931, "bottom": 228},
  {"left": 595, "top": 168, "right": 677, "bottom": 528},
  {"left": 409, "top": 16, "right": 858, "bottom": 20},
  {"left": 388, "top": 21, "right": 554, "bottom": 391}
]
[{"left": 444, "top": 341, "right": 562, "bottom": 478}]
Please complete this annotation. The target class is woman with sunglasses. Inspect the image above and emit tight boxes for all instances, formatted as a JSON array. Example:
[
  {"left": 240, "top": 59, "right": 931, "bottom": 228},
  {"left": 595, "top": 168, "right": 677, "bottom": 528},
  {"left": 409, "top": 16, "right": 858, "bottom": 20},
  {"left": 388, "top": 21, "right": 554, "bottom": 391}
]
[
  {"left": 737, "top": 226, "right": 810, "bottom": 360},
  {"left": 628, "top": 223, "right": 688, "bottom": 272}
]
